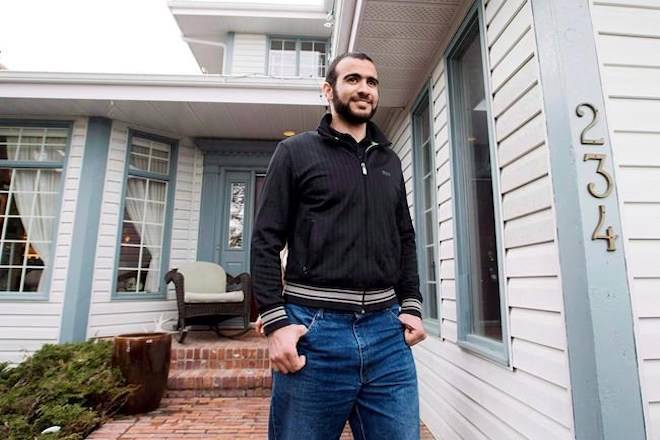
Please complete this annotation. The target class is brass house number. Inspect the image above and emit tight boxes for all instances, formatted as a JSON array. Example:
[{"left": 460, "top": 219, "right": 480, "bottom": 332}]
[{"left": 576, "top": 102, "right": 618, "bottom": 251}]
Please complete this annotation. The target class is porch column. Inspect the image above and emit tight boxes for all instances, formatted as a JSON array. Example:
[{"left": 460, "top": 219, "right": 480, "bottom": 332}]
[
  {"left": 530, "top": 1, "right": 645, "bottom": 439},
  {"left": 59, "top": 117, "right": 111, "bottom": 342}
]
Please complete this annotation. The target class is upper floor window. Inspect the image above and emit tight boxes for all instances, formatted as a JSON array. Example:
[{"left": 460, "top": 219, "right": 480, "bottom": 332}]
[
  {"left": 269, "top": 38, "right": 327, "bottom": 77},
  {"left": 0, "top": 125, "right": 67, "bottom": 297},
  {"left": 446, "top": 4, "right": 508, "bottom": 363},
  {"left": 114, "top": 133, "right": 176, "bottom": 298}
]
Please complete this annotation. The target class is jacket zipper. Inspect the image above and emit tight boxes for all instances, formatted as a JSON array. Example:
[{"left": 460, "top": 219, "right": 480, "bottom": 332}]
[{"left": 359, "top": 141, "right": 379, "bottom": 312}]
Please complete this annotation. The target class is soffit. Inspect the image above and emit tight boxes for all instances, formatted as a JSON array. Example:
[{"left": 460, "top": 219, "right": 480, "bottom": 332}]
[
  {"left": 352, "top": 0, "right": 463, "bottom": 107},
  {"left": 0, "top": 98, "right": 394, "bottom": 141}
]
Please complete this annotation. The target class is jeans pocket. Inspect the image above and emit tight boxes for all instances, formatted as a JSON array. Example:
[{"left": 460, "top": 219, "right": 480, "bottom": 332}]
[{"left": 285, "top": 303, "right": 323, "bottom": 336}]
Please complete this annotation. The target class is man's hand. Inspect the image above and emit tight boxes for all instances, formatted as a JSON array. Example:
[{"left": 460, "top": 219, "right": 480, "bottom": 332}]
[
  {"left": 267, "top": 324, "right": 308, "bottom": 374},
  {"left": 255, "top": 316, "right": 265, "bottom": 336},
  {"left": 398, "top": 314, "right": 426, "bottom": 346}
]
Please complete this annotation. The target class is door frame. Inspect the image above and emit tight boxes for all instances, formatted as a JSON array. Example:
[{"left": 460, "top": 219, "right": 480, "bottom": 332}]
[{"left": 196, "top": 139, "right": 276, "bottom": 265}]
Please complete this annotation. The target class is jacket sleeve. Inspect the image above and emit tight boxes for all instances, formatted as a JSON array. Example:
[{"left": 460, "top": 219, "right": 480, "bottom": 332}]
[
  {"left": 250, "top": 142, "right": 294, "bottom": 335},
  {"left": 394, "top": 172, "right": 423, "bottom": 318}
]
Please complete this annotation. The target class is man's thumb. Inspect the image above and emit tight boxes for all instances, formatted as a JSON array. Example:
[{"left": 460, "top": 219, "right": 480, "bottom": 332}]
[{"left": 297, "top": 324, "right": 309, "bottom": 336}]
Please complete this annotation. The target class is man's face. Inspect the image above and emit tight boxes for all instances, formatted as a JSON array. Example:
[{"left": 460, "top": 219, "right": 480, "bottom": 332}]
[{"left": 326, "top": 57, "right": 379, "bottom": 124}]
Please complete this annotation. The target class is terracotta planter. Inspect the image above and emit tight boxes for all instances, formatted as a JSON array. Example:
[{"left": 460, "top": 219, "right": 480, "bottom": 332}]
[{"left": 112, "top": 332, "right": 172, "bottom": 414}]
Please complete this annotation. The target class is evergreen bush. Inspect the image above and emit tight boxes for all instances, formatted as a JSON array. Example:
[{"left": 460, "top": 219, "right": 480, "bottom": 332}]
[{"left": 0, "top": 340, "right": 135, "bottom": 439}]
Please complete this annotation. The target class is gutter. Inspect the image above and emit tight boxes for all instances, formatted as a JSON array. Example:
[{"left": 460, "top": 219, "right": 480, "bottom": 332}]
[{"left": 0, "top": 71, "right": 323, "bottom": 90}]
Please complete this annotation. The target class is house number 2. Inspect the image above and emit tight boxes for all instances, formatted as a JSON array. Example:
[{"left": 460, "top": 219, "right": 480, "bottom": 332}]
[{"left": 577, "top": 102, "right": 617, "bottom": 252}]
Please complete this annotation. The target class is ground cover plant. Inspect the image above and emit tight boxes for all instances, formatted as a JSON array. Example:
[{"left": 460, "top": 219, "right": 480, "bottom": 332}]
[{"left": 0, "top": 340, "right": 134, "bottom": 439}]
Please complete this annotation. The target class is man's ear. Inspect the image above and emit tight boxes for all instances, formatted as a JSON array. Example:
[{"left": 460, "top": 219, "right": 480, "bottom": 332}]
[{"left": 321, "top": 82, "right": 333, "bottom": 103}]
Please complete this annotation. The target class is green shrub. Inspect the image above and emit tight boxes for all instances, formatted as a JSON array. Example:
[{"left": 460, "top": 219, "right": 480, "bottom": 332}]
[{"left": 0, "top": 340, "right": 134, "bottom": 439}]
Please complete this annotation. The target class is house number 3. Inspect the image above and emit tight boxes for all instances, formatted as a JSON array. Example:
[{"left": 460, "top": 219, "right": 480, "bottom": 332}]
[{"left": 577, "top": 102, "right": 617, "bottom": 252}]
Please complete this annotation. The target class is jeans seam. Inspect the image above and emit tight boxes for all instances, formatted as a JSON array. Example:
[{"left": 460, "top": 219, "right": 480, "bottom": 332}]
[{"left": 354, "top": 405, "right": 367, "bottom": 440}]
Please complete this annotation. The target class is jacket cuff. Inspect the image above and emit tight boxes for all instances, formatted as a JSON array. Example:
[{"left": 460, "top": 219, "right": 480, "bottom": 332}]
[
  {"left": 260, "top": 305, "right": 291, "bottom": 335},
  {"left": 400, "top": 298, "right": 423, "bottom": 319}
]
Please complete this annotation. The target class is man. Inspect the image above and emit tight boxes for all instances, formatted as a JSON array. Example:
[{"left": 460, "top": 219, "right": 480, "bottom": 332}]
[{"left": 251, "top": 52, "right": 426, "bottom": 440}]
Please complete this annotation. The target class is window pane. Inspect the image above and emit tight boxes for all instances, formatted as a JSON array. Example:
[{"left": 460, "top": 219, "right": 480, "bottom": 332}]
[
  {"left": 426, "top": 247, "right": 436, "bottom": 281},
  {"left": 1, "top": 242, "right": 26, "bottom": 265},
  {"left": 450, "top": 20, "right": 502, "bottom": 342},
  {"left": 284, "top": 40, "right": 296, "bottom": 51},
  {"left": 118, "top": 244, "right": 140, "bottom": 268},
  {"left": 425, "top": 210, "right": 434, "bottom": 245},
  {"left": 301, "top": 41, "right": 313, "bottom": 51},
  {"left": 116, "top": 269, "right": 139, "bottom": 292},
  {"left": 228, "top": 182, "right": 246, "bottom": 248},
  {"left": 299, "top": 41, "right": 326, "bottom": 78},
  {"left": 424, "top": 176, "right": 434, "bottom": 210},
  {"left": 427, "top": 282, "right": 438, "bottom": 320},
  {"left": 270, "top": 40, "right": 282, "bottom": 50},
  {"left": 23, "top": 268, "right": 42, "bottom": 291}
]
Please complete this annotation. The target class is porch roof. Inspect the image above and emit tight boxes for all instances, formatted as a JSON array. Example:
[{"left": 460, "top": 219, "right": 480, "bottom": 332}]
[{"left": 0, "top": 71, "right": 395, "bottom": 139}]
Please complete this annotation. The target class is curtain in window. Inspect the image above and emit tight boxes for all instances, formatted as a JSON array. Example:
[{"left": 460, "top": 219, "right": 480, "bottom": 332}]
[{"left": 125, "top": 178, "right": 165, "bottom": 293}]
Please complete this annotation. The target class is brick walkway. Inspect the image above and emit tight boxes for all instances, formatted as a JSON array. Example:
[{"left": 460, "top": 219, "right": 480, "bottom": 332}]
[{"left": 88, "top": 396, "right": 436, "bottom": 439}]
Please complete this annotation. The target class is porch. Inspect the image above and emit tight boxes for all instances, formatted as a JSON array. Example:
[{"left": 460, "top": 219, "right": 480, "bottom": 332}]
[{"left": 88, "top": 330, "right": 436, "bottom": 439}]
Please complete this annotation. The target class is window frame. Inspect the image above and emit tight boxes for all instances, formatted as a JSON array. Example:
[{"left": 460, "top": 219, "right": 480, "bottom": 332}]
[
  {"left": 266, "top": 36, "right": 329, "bottom": 78},
  {"left": 0, "top": 119, "right": 72, "bottom": 302},
  {"left": 111, "top": 129, "right": 178, "bottom": 301},
  {"left": 445, "top": 1, "right": 510, "bottom": 365},
  {"left": 411, "top": 83, "right": 441, "bottom": 335}
]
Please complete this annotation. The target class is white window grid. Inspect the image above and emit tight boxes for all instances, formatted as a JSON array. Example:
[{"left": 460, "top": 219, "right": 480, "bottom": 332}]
[
  {"left": 117, "top": 176, "right": 167, "bottom": 294},
  {"left": 0, "top": 168, "right": 61, "bottom": 292},
  {"left": 0, "top": 127, "right": 67, "bottom": 162},
  {"left": 129, "top": 137, "right": 171, "bottom": 176},
  {"left": 269, "top": 38, "right": 327, "bottom": 78}
]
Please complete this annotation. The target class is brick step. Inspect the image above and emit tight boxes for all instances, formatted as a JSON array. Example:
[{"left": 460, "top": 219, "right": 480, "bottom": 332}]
[
  {"left": 170, "top": 334, "right": 270, "bottom": 371},
  {"left": 167, "top": 368, "right": 272, "bottom": 397}
]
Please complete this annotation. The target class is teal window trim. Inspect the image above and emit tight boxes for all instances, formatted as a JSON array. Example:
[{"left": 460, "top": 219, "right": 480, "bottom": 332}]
[
  {"left": 0, "top": 119, "right": 72, "bottom": 302},
  {"left": 411, "top": 82, "right": 441, "bottom": 336},
  {"left": 112, "top": 129, "right": 178, "bottom": 301},
  {"left": 267, "top": 35, "right": 329, "bottom": 77},
  {"left": 445, "top": 0, "right": 511, "bottom": 366}
]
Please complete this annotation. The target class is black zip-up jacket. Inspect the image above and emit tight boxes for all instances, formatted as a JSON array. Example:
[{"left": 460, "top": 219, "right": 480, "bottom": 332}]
[{"left": 251, "top": 114, "right": 423, "bottom": 334}]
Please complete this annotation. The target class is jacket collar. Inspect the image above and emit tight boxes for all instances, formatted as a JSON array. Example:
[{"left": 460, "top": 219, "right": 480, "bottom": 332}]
[{"left": 317, "top": 113, "right": 392, "bottom": 148}]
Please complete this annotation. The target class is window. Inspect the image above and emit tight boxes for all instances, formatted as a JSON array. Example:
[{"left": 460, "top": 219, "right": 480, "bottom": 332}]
[
  {"left": 412, "top": 90, "right": 440, "bottom": 322},
  {"left": 446, "top": 4, "right": 508, "bottom": 362},
  {"left": 114, "top": 133, "right": 176, "bottom": 298},
  {"left": 269, "top": 38, "right": 327, "bottom": 77},
  {"left": 0, "top": 124, "right": 67, "bottom": 298}
]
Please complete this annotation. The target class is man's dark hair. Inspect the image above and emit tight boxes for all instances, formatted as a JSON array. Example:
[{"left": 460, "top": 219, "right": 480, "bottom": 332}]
[{"left": 324, "top": 52, "right": 375, "bottom": 87}]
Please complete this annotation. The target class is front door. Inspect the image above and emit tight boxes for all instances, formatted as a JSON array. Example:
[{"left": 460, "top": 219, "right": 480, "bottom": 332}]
[{"left": 218, "top": 171, "right": 266, "bottom": 275}]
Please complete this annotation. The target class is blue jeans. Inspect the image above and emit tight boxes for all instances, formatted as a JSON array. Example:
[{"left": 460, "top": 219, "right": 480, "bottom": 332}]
[{"left": 269, "top": 303, "right": 419, "bottom": 440}]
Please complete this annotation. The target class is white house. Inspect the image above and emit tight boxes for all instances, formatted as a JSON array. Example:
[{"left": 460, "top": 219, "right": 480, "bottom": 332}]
[{"left": 0, "top": 0, "right": 657, "bottom": 439}]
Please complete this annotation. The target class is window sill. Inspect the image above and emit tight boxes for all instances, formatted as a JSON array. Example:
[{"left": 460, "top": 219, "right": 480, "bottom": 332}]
[
  {"left": 0, "top": 292, "right": 49, "bottom": 301},
  {"left": 112, "top": 292, "right": 168, "bottom": 301},
  {"left": 458, "top": 334, "right": 510, "bottom": 368}
]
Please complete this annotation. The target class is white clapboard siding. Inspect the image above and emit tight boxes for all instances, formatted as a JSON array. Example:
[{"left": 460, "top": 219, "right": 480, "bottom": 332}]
[
  {"left": 232, "top": 34, "right": 268, "bottom": 75},
  {"left": 0, "top": 117, "right": 87, "bottom": 363},
  {"left": 591, "top": 2, "right": 660, "bottom": 437},
  {"left": 86, "top": 123, "right": 203, "bottom": 338},
  {"left": 382, "top": 1, "right": 574, "bottom": 438}
]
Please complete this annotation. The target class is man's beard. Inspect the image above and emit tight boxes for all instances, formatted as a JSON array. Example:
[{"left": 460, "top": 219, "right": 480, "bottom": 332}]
[{"left": 332, "top": 90, "right": 378, "bottom": 124}]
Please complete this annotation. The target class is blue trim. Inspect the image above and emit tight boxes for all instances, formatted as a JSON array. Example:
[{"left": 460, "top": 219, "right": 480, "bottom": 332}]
[
  {"left": 60, "top": 117, "right": 111, "bottom": 342},
  {"left": 0, "top": 119, "right": 72, "bottom": 302},
  {"left": 196, "top": 141, "right": 275, "bottom": 263},
  {"left": 111, "top": 129, "right": 178, "bottom": 300},
  {"left": 410, "top": 81, "right": 441, "bottom": 335},
  {"left": 226, "top": 32, "right": 235, "bottom": 75},
  {"left": 530, "top": 0, "right": 646, "bottom": 437},
  {"left": 445, "top": 1, "right": 510, "bottom": 365}
]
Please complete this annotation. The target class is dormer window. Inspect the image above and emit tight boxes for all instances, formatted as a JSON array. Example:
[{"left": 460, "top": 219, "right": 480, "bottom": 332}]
[{"left": 269, "top": 38, "right": 328, "bottom": 78}]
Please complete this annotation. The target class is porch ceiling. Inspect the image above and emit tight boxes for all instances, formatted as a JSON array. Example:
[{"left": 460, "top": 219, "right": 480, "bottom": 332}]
[
  {"left": 352, "top": 0, "right": 463, "bottom": 108},
  {"left": 0, "top": 97, "right": 395, "bottom": 140}
]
